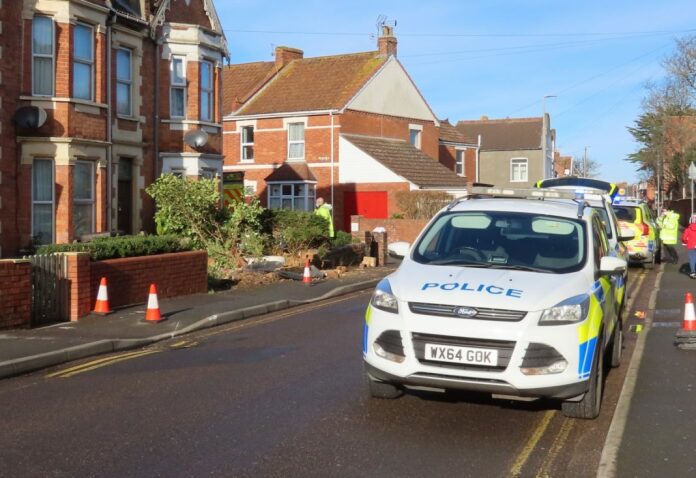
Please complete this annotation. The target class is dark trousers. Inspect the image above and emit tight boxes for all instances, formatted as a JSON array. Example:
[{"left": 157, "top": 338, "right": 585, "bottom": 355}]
[
  {"left": 689, "top": 249, "right": 696, "bottom": 274},
  {"left": 663, "top": 244, "right": 679, "bottom": 264}
]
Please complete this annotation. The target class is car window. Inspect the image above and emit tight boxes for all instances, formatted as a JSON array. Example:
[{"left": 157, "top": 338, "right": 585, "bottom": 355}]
[
  {"left": 592, "top": 206, "right": 613, "bottom": 239},
  {"left": 613, "top": 206, "right": 637, "bottom": 222},
  {"left": 413, "top": 211, "right": 586, "bottom": 273}
]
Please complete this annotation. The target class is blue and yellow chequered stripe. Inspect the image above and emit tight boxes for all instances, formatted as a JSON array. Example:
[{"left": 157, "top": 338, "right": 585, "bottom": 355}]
[
  {"left": 577, "top": 279, "right": 609, "bottom": 379},
  {"left": 363, "top": 305, "right": 372, "bottom": 355}
]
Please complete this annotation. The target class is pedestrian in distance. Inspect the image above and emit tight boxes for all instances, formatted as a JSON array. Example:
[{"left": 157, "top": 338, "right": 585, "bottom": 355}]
[
  {"left": 658, "top": 208, "right": 680, "bottom": 264},
  {"left": 681, "top": 214, "right": 696, "bottom": 279},
  {"left": 314, "top": 197, "right": 334, "bottom": 238}
]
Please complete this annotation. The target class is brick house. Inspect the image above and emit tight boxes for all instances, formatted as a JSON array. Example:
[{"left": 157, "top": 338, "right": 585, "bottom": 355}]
[
  {"left": 553, "top": 152, "right": 573, "bottom": 178},
  {"left": 438, "top": 119, "right": 479, "bottom": 184},
  {"left": 0, "top": 0, "right": 227, "bottom": 257},
  {"left": 222, "top": 27, "right": 468, "bottom": 232},
  {"left": 456, "top": 116, "right": 555, "bottom": 188}
]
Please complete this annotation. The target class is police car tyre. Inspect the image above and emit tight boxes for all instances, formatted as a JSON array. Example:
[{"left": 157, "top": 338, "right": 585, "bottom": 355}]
[
  {"left": 609, "top": 319, "right": 623, "bottom": 368},
  {"left": 562, "top": 334, "right": 604, "bottom": 419},
  {"left": 366, "top": 373, "right": 403, "bottom": 399}
]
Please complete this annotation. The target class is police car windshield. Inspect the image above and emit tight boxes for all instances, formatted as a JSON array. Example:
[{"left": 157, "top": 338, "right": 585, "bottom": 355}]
[{"left": 414, "top": 211, "right": 586, "bottom": 274}]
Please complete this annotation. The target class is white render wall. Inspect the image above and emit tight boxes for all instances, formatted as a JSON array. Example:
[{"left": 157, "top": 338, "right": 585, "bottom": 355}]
[
  {"left": 347, "top": 59, "right": 437, "bottom": 122},
  {"left": 338, "top": 137, "right": 408, "bottom": 184}
]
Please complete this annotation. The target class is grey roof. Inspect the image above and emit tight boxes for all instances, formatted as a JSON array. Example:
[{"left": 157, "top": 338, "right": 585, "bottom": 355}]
[{"left": 342, "top": 134, "right": 468, "bottom": 189}]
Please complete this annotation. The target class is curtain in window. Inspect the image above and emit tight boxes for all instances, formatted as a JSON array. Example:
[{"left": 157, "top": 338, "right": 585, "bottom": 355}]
[
  {"left": 171, "top": 89, "right": 185, "bottom": 117},
  {"left": 172, "top": 58, "right": 185, "bottom": 84},
  {"left": 117, "top": 83, "right": 131, "bottom": 115},
  {"left": 33, "top": 160, "right": 53, "bottom": 202},
  {"left": 288, "top": 124, "right": 304, "bottom": 158},
  {"left": 32, "top": 17, "right": 53, "bottom": 95},
  {"left": 201, "top": 93, "right": 211, "bottom": 121}
]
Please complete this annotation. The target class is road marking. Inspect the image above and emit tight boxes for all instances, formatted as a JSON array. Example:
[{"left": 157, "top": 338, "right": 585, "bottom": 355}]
[
  {"left": 535, "top": 418, "right": 574, "bottom": 478},
  {"left": 194, "top": 290, "right": 369, "bottom": 341},
  {"left": 597, "top": 264, "right": 663, "bottom": 478},
  {"left": 46, "top": 350, "right": 160, "bottom": 378},
  {"left": 509, "top": 410, "right": 555, "bottom": 478}
]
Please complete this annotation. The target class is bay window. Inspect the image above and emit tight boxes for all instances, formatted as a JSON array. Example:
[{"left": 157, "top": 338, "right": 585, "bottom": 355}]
[
  {"left": 73, "top": 23, "right": 94, "bottom": 100},
  {"left": 200, "top": 61, "right": 213, "bottom": 121},
  {"left": 32, "top": 159, "right": 54, "bottom": 245},
  {"left": 32, "top": 16, "right": 54, "bottom": 96},
  {"left": 268, "top": 183, "right": 315, "bottom": 211}
]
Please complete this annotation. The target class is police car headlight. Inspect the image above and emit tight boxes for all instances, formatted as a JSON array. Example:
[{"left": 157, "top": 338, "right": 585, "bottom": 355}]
[
  {"left": 371, "top": 279, "right": 398, "bottom": 313},
  {"left": 539, "top": 294, "right": 589, "bottom": 325}
]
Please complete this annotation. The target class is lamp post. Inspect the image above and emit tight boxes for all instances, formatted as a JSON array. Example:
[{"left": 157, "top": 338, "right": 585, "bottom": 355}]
[
  {"left": 542, "top": 95, "right": 556, "bottom": 178},
  {"left": 542, "top": 95, "right": 557, "bottom": 116}
]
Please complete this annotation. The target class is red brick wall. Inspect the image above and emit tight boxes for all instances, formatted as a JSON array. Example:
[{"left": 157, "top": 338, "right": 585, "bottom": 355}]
[
  {"left": 166, "top": 0, "right": 213, "bottom": 28},
  {"left": 350, "top": 215, "right": 429, "bottom": 244},
  {"left": 438, "top": 144, "right": 477, "bottom": 185},
  {"left": 0, "top": 2, "right": 23, "bottom": 257},
  {"left": 0, "top": 260, "right": 32, "bottom": 330},
  {"left": 89, "top": 251, "right": 208, "bottom": 311}
]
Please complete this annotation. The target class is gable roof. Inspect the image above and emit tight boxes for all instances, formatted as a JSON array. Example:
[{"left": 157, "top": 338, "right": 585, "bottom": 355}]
[
  {"left": 455, "top": 117, "right": 543, "bottom": 151},
  {"left": 342, "top": 134, "right": 469, "bottom": 189},
  {"left": 439, "top": 119, "right": 476, "bottom": 144},
  {"left": 226, "top": 52, "right": 387, "bottom": 116}
]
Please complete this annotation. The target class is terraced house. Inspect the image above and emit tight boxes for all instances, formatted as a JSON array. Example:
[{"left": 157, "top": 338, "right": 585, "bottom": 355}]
[
  {"left": 0, "top": 0, "right": 227, "bottom": 257},
  {"left": 222, "top": 27, "right": 468, "bottom": 232}
]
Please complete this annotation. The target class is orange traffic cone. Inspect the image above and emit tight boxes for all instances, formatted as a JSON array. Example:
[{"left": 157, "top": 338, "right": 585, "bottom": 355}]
[
  {"left": 303, "top": 259, "right": 312, "bottom": 284},
  {"left": 93, "top": 277, "right": 112, "bottom": 314},
  {"left": 145, "top": 284, "right": 164, "bottom": 323},
  {"left": 682, "top": 292, "right": 696, "bottom": 331}
]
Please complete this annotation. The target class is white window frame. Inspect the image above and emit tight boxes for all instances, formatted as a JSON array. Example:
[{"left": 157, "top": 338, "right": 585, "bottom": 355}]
[
  {"left": 116, "top": 47, "right": 132, "bottom": 116},
  {"left": 73, "top": 22, "right": 95, "bottom": 101},
  {"left": 73, "top": 160, "right": 95, "bottom": 237},
  {"left": 200, "top": 60, "right": 214, "bottom": 122},
  {"left": 241, "top": 125, "right": 255, "bottom": 162},
  {"left": 170, "top": 56, "right": 187, "bottom": 118},
  {"left": 455, "top": 149, "right": 465, "bottom": 176},
  {"left": 409, "top": 124, "right": 423, "bottom": 149},
  {"left": 32, "top": 16, "right": 55, "bottom": 97},
  {"left": 510, "top": 157, "right": 529, "bottom": 182},
  {"left": 287, "top": 122, "right": 305, "bottom": 160},
  {"left": 267, "top": 182, "right": 316, "bottom": 211},
  {"left": 32, "top": 158, "right": 55, "bottom": 244}
]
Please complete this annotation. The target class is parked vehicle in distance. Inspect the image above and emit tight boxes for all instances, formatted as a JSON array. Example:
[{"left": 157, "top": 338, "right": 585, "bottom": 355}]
[
  {"left": 612, "top": 199, "right": 661, "bottom": 268},
  {"left": 364, "top": 187, "right": 627, "bottom": 419}
]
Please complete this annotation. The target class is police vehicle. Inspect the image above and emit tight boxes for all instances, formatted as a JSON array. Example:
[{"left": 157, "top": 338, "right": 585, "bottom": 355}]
[{"left": 363, "top": 187, "right": 627, "bottom": 419}]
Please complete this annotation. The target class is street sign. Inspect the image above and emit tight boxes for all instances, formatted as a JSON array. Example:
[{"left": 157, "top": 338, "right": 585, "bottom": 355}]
[{"left": 689, "top": 162, "right": 696, "bottom": 180}]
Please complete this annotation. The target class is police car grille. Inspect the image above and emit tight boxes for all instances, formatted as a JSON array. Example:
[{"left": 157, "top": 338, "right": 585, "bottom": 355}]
[
  {"left": 408, "top": 302, "right": 526, "bottom": 321},
  {"left": 411, "top": 333, "right": 515, "bottom": 372}
]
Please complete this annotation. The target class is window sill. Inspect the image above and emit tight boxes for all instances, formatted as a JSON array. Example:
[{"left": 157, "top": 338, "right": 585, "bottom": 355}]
[
  {"left": 162, "top": 119, "right": 223, "bottom": 128},
  {"left": 116, "top": 115, "right": 141, "bottom": 122},
  {"left": 20, "top": 96, "right": 108, "bottom": 109}
]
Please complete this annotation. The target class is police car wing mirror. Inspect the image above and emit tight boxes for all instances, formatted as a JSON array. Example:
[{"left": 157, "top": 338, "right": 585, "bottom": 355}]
[
  {"left": 599, "top": 256, "right": 627, "bottom": 276},
  {"left": 388, "top": 241, "right": 410, "bottom": 258},
  {"left": 618, "top": 227, "right": 635, "bottom": 242}
]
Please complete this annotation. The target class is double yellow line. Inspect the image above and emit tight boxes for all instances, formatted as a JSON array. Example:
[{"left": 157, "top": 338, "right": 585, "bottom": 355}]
[{"left": 46, "top": 349, "right": 160, "bottom": 379}]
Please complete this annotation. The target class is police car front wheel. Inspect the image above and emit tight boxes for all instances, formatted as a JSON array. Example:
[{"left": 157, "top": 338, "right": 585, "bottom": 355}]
[
  {"left": 366, "top": 373, "right": 404, "bottom": 399},
  {"left": 561, "top": 336, "right": 604, "bottom": 419}
]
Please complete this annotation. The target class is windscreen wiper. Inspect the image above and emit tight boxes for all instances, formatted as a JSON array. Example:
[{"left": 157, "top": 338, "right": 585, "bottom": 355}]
[
  {"left": 427, "top": 259, "right": 492, "bottom": 267},
  {"left": 493, "top": 264, "right": 554, "bottom": 273}
]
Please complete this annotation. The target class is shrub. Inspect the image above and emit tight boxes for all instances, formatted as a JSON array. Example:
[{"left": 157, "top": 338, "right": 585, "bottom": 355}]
[
  {"left": 36, "top": 235, "right": 190, "bottom": 261},
  {"left": 332, "top": 230, "right": 356, "bottom": 248},
  {"left": 395, "top": 190, "right": 453, "bottom": 219},
  {"left": 268, "top": 209, "right": 330, "bottom": 255}
]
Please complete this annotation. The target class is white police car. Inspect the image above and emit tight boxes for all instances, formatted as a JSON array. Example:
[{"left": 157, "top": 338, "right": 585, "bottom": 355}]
[{"left": 363, "top": 187, "right": 627, "bottom": 419}]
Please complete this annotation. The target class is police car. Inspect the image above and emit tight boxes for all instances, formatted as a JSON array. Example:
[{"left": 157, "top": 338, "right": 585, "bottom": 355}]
[{"left": 363, "top": 187, "right": 627, "bottom": 419}]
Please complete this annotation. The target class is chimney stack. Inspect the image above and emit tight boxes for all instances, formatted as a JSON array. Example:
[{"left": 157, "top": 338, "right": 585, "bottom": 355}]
[
  {"left": 378, "top": 25, "right": 397, "bottom": 58},
  {"left": 275, "top": 46, "right": 304, "bottom": 69}
]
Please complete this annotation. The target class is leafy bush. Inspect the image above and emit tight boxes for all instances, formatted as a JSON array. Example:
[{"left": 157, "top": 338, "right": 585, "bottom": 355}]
[
  {"left": 268, "top": 209, "right": 330, "bottom": 255},
  {"left": 395, "top": 190, "right": 453, "bottom": 219},
  {"left": 146, "top": 175, "right": 269, "bottom": 278},
  {"left": 332, "top": 230, "right": 356, "bottom": 248},
  {"left": 36, "top": 235, "right": 190, "bottom": 261}
]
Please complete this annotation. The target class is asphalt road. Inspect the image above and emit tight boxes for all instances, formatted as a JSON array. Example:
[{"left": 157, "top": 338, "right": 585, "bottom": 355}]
[{"left": 0, "top": 271, "right": 653, "bottom": 478}]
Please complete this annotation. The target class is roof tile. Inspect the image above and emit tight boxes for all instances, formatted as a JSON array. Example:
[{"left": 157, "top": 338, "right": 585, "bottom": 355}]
[{"left": 455, "top": 117, "right": 543, "bottom": 151}]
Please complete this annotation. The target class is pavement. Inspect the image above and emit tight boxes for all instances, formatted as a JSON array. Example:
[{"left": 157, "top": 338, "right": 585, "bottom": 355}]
[
  {"left": 601, "top": 243, "right": 696, "bottom": 477},
  {"left": 0, "top": 264, "right": 395, "bottom": 380}
]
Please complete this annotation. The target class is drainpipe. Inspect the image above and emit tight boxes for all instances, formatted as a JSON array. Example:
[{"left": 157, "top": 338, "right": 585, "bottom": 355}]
[
  {"left": 106, "top": 16, "right": 114, "bottom": 233},
  {"left": 154, "top": 40, "right": 161, "bottom": 178},
  {"left": 330, "top": 111, "right": 335, "bottom": 221},
  {"left": 476, "top": 134, "right": 481, "bottom": 183}
]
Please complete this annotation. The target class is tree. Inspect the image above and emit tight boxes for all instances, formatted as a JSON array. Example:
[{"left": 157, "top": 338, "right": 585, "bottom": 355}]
[{"left": 571, "top": 155, "right": 601, "bottom": 178}]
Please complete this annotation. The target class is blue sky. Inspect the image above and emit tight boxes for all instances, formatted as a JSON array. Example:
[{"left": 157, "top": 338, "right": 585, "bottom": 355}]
[{"left": 214, "top": 0, "right": 696, "bottom": 183}]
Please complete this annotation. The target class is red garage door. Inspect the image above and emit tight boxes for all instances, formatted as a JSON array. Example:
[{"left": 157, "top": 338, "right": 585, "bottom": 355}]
[{"left": 343, "top": 191, "right": 388, "bottom": 231}]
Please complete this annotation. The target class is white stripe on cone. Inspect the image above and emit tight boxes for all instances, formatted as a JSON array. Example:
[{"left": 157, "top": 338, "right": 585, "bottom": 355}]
[
  {"left": 147, "top": 292, "right": 159, "bottom": 310},
  {"left": 97, "top": 284, "right": 108, "bottom": 301}
]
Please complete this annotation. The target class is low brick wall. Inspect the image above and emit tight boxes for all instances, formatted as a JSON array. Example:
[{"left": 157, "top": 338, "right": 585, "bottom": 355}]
[
  {"left": 350, "top": 215, "right": 429, "bottom": 244},
  {"left": 0, "top": 260, "right": 32, "bottom": 330},
  {"left": 66, "top": 250, "right": 208, "bottom": 320}
]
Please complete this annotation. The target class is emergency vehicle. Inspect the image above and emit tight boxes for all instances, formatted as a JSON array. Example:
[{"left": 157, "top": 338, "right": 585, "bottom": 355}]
[{"left": 363, "top": 187, "right": 627, "bottom": 419}]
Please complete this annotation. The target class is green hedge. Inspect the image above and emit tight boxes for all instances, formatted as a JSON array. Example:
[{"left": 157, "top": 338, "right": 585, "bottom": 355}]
[{"left": 35, "top": 235, "right": 192, "bottom": 261}]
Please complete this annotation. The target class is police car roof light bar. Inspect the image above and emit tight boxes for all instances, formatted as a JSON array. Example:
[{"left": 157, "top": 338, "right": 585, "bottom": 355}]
[{"left": 468, "top": 187, "right": 579, "bottom": 200}]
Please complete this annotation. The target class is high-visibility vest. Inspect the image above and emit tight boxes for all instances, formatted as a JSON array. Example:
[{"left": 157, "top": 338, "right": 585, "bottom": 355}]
[{"left": 659, "top": 212, "right": 680, "bottom": 245}]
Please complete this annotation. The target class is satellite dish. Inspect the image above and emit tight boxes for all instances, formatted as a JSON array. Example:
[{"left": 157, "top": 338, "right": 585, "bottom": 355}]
[
  {"left": 184, "top": 129, "right": 209, "bottom": 149},
  {"left": 12, "top": 106, "right": 48, "bottom": 129}
]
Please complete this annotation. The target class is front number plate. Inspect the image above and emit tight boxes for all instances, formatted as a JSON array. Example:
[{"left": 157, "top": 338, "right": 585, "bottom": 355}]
[{"left": 425, "top": 343, "right": 498, "bottom": 366}]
